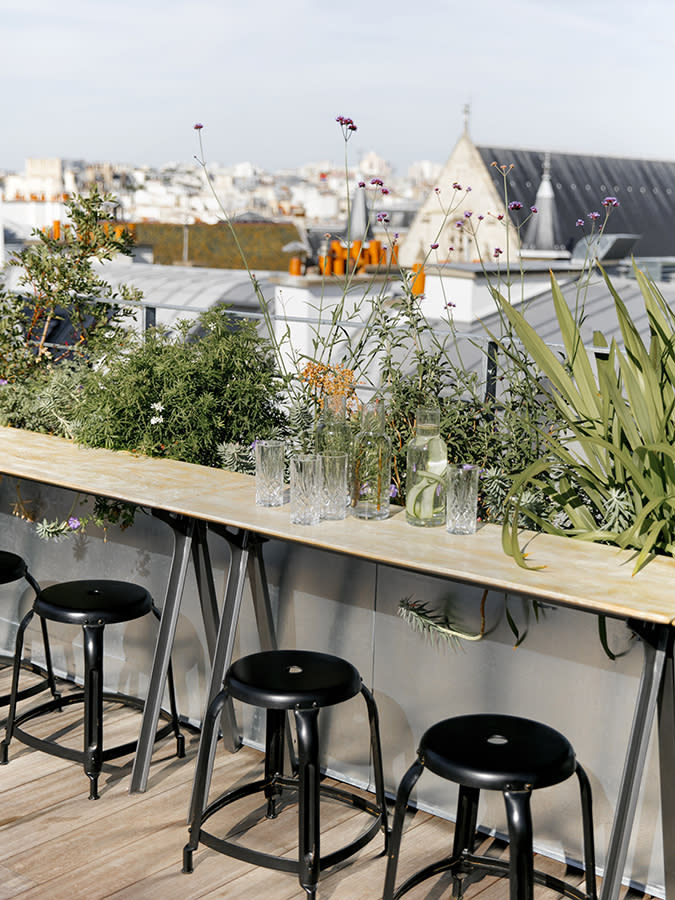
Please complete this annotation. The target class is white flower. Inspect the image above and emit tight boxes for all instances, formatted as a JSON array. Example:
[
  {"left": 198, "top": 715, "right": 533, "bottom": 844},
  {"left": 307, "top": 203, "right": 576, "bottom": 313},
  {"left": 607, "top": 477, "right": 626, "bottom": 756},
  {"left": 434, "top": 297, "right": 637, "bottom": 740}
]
[
  {"left": 150, "top": 415, "right": 164, "bottom": 425},
  {"left": 150, "top": 401, "right": 165, "bottom": 412}
]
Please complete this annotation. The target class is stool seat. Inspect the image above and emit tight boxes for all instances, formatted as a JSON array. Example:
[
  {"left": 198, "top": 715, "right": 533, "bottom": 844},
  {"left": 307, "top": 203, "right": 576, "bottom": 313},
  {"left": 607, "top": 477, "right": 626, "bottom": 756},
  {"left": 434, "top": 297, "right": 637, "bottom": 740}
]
[
  {"left": 227, "top": 649, "right": 362, "bottom": 709},
  {"left": 0, "top": 551, "right": 30, "bottom": 585},
  {"left": 384, "top": 713, "right": 596, "bottom": 900},
  {"left": 184, "top": 649, "right": 388, "bottom": 899},
  {"left": 422, "top": 714, "right": 576, "bottom": 791},
  {"left": 35, "top": 579, "right": 153, "bottom": 626}
]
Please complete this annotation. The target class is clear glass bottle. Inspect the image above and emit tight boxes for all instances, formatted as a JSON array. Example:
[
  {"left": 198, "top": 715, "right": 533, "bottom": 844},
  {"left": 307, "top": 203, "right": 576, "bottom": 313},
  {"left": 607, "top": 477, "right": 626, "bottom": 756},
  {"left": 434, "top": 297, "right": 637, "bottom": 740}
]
[
  {"left": 405, "top": 405, "right": 447, "bottom": 526},
  {"left": 315, "top": 394, "right": 352, "bottom": 455},
  {"left": 350, "top": 397, "right": 391, "bottom": 520}
]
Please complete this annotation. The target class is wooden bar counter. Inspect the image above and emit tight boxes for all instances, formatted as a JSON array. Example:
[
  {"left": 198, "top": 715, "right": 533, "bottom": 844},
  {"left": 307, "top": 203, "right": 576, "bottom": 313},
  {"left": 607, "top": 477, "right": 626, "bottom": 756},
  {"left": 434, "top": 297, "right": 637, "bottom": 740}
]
[{"left": 0, "top": 425, "right": 674, "bottom": 900}]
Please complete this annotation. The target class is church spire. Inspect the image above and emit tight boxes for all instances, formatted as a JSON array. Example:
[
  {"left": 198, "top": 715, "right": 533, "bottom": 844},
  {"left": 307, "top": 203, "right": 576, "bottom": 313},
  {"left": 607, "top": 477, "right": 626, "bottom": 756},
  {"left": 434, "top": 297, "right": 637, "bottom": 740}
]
[{"left": 524, "top": 152, "right": 555, "bottom": 250}]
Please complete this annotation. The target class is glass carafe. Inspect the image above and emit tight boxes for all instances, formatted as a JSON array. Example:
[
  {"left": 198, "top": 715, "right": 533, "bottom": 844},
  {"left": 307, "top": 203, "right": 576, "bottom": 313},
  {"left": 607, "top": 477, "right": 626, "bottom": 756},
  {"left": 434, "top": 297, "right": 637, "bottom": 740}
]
[
  {"left": 350, "top": 398, "right": 391, "bottom": 520},
  {"left": 315, "top": 394, "right": 352, "bottom": 454},
  {"left": 405, "top": 406, "right": 447, "bottom": 526}
]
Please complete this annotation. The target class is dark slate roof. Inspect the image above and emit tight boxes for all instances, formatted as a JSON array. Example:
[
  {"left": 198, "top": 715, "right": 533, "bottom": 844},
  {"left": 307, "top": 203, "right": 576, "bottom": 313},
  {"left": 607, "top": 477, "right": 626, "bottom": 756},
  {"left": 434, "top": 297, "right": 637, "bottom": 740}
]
[{"left": 477, "top": 147, "right": 675, "bottom": 257}]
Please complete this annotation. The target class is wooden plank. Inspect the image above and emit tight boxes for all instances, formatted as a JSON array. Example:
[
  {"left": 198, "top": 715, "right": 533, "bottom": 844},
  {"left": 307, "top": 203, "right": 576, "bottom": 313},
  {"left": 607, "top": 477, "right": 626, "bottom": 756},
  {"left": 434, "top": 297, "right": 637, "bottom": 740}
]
[{"left": 0, "top": 661, "right": 659, "bottom": 900}]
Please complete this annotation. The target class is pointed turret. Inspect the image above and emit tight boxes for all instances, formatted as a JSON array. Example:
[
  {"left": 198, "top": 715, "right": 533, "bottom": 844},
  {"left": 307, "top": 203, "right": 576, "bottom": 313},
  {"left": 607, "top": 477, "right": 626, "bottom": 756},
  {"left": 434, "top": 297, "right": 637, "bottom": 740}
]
[{"left": 523, "top": 153, "right": 555, "bottom": 250}]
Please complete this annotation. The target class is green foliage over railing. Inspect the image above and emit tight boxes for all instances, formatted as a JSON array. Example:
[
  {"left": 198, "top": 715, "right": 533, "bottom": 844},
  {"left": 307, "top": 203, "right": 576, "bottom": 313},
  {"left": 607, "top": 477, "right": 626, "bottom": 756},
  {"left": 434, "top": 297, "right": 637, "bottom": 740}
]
[{"left": 495, "top": 262, "right": 675, "bottom": 573}]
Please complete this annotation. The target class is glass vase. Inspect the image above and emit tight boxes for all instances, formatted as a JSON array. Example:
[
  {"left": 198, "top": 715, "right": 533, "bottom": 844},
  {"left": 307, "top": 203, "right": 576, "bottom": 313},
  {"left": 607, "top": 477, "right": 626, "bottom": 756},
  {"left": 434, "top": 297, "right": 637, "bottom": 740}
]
[
  {"left": 405, "top": 405, "right": 447, "bottom": 527},
  {"left": 315, "top": 395, "right": 352, "bottom": 455},
  {"left": 350, "top": 398, "right": 391, "bottom": 520}
]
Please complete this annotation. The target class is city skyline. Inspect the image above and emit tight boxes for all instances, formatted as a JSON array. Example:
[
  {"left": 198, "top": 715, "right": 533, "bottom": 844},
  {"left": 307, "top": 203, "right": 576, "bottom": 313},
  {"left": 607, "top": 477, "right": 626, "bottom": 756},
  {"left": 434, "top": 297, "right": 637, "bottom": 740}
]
[{"left": 2, "top": 0, "right": 675, "bottom": 177}]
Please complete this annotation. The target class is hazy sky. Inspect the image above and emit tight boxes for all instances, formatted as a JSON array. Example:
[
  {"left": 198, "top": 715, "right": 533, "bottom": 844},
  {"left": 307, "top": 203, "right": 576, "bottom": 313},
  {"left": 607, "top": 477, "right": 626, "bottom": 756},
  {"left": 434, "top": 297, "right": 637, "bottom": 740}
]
[{"left": 2, "top": 0, "right": 674, "bottom": 176}]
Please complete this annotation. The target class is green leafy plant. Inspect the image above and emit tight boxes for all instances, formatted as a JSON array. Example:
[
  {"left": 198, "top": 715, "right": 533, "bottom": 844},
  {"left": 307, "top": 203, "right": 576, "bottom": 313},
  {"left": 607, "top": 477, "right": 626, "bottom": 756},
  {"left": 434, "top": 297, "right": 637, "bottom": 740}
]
[
  {"left": 0, "top": 359, "right": 89, "bottom": 437},
  {"left": 494, "top": 262, "right": 675, "bottom": 574},
  {"left": 74, "top": 305, "right": 288, "bottom": 468},
  {"left": 398, "top": 592, "right": 487, "bottom": 647},
  {"left": 1, "top": 186, "right": 140, "bottom": 381}
]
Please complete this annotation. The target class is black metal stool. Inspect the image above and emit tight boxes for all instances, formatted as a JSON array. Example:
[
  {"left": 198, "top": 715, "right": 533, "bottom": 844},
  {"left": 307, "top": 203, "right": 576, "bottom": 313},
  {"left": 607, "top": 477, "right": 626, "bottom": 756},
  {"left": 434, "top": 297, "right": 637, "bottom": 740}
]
[
  {"left": 383, "top": 714, "right": 596, "bottom": 900},
  {"left": 0, "top": 550, "right": 59, "bottom": 708},
  {"left": 1, "top": 578, "right": 185, "bottom": 799},
  {"left": 183, "top": 649, "right": 389, "bottom": 899}
]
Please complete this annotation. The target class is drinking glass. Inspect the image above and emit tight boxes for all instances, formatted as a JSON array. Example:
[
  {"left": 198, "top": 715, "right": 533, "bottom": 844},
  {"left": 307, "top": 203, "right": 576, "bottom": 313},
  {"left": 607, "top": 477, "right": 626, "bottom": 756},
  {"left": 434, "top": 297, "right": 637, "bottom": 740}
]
[
  {"left": 290, "top": 454, "right": 322, "bottom": 525},
  {"left": 320, "top": 451, "right": 348, "bottom": 520},
  {"left": 255, "top": 439, "right": 285, "bottom": 507},
  {"left": 446, "top": 464, "right": 480, "bottom": 534}
]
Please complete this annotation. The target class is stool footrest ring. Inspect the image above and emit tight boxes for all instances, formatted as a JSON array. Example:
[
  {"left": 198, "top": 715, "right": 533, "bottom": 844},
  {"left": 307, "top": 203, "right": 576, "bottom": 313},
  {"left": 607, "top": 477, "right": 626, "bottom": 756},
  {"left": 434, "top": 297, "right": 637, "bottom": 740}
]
[
  {"left": 0, "top": 658, "right": 58, "bottom": 707},
  {"left": 4, "top": 690, "right": 179, "bottom": 767},
  {"left": 391, "top": 851, "right": 592, "bottom": 900},
  {"left": 184, "top": 773, "right": 385, "bottom": 876}
]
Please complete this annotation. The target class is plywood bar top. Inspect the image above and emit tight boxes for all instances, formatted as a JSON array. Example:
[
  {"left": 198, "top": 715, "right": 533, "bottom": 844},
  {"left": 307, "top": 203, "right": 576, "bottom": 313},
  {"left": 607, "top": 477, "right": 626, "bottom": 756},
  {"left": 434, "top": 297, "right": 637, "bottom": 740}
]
[{"left": 1, "top": 425, "right": 674, "bottom": 625}]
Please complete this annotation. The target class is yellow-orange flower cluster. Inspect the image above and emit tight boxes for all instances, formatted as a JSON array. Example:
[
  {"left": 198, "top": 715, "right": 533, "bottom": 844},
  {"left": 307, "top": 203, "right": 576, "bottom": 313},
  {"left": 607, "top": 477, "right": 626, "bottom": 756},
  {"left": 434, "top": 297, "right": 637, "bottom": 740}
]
[{"left": 300, "top": 361, "right": 355, "bottom": 408}]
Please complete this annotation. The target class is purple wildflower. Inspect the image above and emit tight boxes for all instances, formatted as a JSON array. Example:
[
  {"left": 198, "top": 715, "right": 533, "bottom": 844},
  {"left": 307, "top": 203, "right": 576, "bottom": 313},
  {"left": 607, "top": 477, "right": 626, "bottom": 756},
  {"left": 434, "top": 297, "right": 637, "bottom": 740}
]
[
  {"left": 336, "top": 115, "right": 357, "bottom": 132},
  {"left": 193, "top": 123, "right": 203, "bottom": 130},
  {"left": 493, "top": 247, "right": 503, "bottom": 258},
  {"left": 530, "top": 206, "right": 538, "bottom": 213},
  {"left": 390, "top": 484, "right": 398, "bottom": 499},
  {"left": 430, "top": 242, "right": 439, "bottom": 249},
  {"left": 370, "top": 178, "right": 384, "bottom": 187},
  {"left": 452, "top": 182, "right": 462, "bottom": 190},
  {"left": 576, "top": 218, "right": 585, "bottom": 227},
  {"left": 377, "top": 212, "right": 390, "bottom": 224},
  {"left": 464, "top": 210, "right": 473, "bottom": 218},
  {"left": 382, "top": 188, "right": 390, "bottom": 195},
  {"left": 602, "top": 196, "right": 620, "bottom": 207},
  {"left": 508, "top": 201, "right": 523, "bottom": 210},
  {"left": 0, "top": 379, "right": 7, "bottom": 385},
  {"left": 68, "top": 516, "right": 81, "bottom": 530},
  {"left": 588, "top": 211, "right": 600, "bottom": 220},
  {"left": 358, "top": 181, "right": 366, "bottom": 188}
]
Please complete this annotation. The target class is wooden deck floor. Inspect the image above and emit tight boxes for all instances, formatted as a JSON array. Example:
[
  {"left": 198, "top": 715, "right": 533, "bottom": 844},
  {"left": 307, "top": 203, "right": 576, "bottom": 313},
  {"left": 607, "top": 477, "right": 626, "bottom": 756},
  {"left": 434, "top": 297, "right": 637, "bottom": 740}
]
[{"left": 0, "top": 669, "right": 657, "bottom": 900}]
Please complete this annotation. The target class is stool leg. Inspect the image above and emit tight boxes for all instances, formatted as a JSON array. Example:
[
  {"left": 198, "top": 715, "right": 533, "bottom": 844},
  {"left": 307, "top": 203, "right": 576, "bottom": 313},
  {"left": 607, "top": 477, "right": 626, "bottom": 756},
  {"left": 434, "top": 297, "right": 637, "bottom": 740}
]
[
  {"left": 82, "top": 624, "right": 104, "bottom": 800},
  {"left": 451, "top": 783, "right": 481, "bottom": 898},
  {"left": 294, "top": 707, "right": 321, "bottom": 899},
  {"left": 452, "top": 785, "right": 480, "bottom": 858},
  {"left": 1, "top": 608, "right": 36, "bottom": 763},
  {"left": 183, "top": 688, "right": 229, "bottom": 873},
  {"left": 38, "top": 616, "right": 60, "bottom": 701},
  {"left": 575, "top": 763, "right": 597, "bottom": 900},
  {"left": 265, "top": 707, "right": 286, "bottom": 818},
  {"left": 23, "top": 571, "right": 60, "bottom": 702},
  {"left": 382, "top": 758, "right": 425, "bottom": 900},
  {"left": 360, "top": 682, "right": 389, "bottom": 844},
  {"left": 503, "top": 788, "right": 534, "bottom": 900}
]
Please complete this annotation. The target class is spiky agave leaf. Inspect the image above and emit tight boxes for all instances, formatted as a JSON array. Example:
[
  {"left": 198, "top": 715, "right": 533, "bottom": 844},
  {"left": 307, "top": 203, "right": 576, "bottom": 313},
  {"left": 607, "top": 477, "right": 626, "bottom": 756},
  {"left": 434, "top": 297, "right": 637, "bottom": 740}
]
[{"left": 397, "top": 597, "right": 483, "bottom": 648}]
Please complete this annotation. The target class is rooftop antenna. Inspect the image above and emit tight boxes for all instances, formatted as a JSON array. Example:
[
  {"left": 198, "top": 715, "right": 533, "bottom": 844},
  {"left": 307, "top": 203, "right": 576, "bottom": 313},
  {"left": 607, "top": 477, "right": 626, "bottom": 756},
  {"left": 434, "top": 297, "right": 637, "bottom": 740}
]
[{"left": 463, "top": 102, "right": 471, "bottom": 135}]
